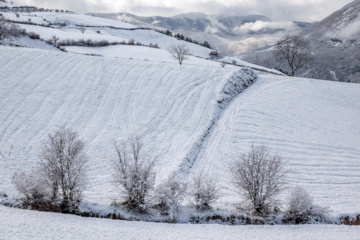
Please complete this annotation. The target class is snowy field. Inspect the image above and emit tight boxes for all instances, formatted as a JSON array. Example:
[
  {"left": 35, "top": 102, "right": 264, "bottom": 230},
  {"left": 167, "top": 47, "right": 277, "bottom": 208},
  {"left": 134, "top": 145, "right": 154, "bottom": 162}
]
[
  {"left": 193, "top": 75, "right": 360, "bottom": 214},
  {"left": 1, "top": 3, "right": 360, "bottom": 223},
  {"left": 0, "top": 46, "right": 251, "bottom": 206},
  {"left": 1, "top": 45, "right": 360, "bottom": 215},
  {"left": 0, "top": 206, "right": 359, "bottom": 240}
]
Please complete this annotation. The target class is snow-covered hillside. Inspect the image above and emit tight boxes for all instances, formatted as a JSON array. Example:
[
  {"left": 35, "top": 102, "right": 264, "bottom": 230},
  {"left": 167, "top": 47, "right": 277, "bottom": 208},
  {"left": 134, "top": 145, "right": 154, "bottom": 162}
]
[
  {"left": 1, "top": 44, "right": 359, "bottom": 215},
  {"left": 192, "top": 75, "right": 360, "bottom": 214},
  {"left": 92, "top": 12, "right": 309, "bottom": 56},
  {"left": 244, "top": 0, "right": 360, "bottom": 83},
  {"left": 0, "top": 46, "right": 252, "bottom": 205},
  {"left": 0, "top": 6, "right": 214, "bottom": 59},
  {"left": 1, "top": 3, "right": 360, "bottom": 221}
]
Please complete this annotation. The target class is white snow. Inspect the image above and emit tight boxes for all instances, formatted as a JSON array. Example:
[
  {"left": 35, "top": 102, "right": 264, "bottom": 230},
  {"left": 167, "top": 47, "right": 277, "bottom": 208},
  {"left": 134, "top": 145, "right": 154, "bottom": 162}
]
[
  {"left": 1, "top": 6, "right": 360, "bottom": 227},
  {"left": 0, "top": 206, "right": 359, "bottom": 240},
  {"left": 1, "top": 11, "right": 214, "bottom": 59},
  {"left": 0, "top": 45, "right": 250, "bottom": 205},
  {"left": 65, "top": 45, "right": 227, "bottom": 68},
  {"left": 1, "top": 11, "right": 137, "bottom": 28},
  {"left": 192, "top": 75, "right": 360, "bottom": 214}
]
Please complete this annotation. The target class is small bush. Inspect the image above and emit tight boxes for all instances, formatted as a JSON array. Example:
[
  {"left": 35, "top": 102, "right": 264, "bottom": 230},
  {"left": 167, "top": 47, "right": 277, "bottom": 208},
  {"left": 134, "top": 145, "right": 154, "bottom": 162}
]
[
  {"left": 128, "top": 38, "right": 135, "bottom": 45},
  {"left": 28, "top": 31, "right": 40, "bottom": 39},
  {"left": 12, "top": 170, "right": 49, "bottom": 208},
  {"left": 283, "top": 186, "right": 331, "bottom": 224},
  {"left": 188, "top": 172, "right": 220, "bottom": 210},
  {"left": 154, "top": 173, "right": 186, "bottom": 221}
]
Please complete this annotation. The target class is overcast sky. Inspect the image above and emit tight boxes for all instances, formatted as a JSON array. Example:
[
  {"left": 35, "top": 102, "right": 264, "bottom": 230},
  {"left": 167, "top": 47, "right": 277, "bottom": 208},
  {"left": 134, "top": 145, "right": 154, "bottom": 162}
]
[{"left": 13, "top": 0, "right": 354, "bottom": 22}]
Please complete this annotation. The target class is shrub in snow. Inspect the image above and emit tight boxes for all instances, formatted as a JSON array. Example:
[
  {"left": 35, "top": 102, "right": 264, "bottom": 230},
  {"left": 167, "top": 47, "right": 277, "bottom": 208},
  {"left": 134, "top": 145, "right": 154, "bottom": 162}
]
[
  {"left": 283, "top": 186, "right": 331, "bottom": 224},
  {"left": 154, "top": 173, "right": 186, "bottom": 221},
  {"left": 230, "top": 145, "right": 287, "bottom": 215},
  {"left": 112, "top": 137, "right": 156, "bottom": 213},
  {"left": 127, "top": 38, "right": 135, "bottom": 45},
  {"left": 209, "top": 50, "right": 219, "bottom": 59},
  {"left": 149, "top": 43, "right": 159, "bottom": 49},
  {"left": 12, "top": 128, "right": 88, "bottom": 212},
  {"left": 12, "top": 170, "right": 49, "bottom": 208},
  {"left": 28, "top": 32, "right": 40, "bottom": 39},
  {"left": 188, "top": 172, "right": 220, "bottom": 210}
]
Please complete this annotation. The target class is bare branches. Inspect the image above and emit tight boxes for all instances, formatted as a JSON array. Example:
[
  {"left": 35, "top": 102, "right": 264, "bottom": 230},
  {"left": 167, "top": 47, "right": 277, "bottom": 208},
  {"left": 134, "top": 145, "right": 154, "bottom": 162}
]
[
  {"left": 168, "top": 44, "right": 191, "bottom": 65},
  {"left": 189, "top": 172, "right": 220, "bottom": 210},
  {"left": 0, "top": 16, "right": 25, "bottom": 40},
  {"left": 230, "top": 145, "right": 287, "bottom": 214},
  {"left": 112, "top": 136, "right": 156, "bottom": 212},
  {"left": 39, "top": 128, "right": 88, "bottom": 210},
  {"left": 12, "top": 128, "right": 88, "bottom": 212},
  {"left": 155, "top": 172, "right": 186, "bottom": 221},
  {"left": 273, "top": 35, "right": 313, "bottom": 76}
]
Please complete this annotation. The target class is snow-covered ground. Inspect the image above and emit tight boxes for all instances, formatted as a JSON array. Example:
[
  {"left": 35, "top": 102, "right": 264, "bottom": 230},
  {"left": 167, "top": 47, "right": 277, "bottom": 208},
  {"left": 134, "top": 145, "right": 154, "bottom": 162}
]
[
  {"left": 1, "top": 4, "right": 360, "bottom": 225},
  {"left": 1, "top": 44, "right": 359, "bottom": 216},
  {"left": 0, "top": 45, "right": 251, "bottom": 206},
  {"left": 1, "top": 10, "right": 213, "bottom": 58},
  {"left": 65, "top": 45, "right": 225, "bottom": 67},
  {"left": 192, "top": 75, "right": 360, "bottom": 214},
  {"left": 0, "top": 206, "right": 359, "bottom": 240}
]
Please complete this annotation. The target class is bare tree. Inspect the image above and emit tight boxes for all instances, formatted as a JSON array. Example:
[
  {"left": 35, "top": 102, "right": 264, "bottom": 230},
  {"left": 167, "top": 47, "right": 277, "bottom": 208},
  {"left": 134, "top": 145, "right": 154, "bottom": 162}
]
[
  {"left": 273, "top": 35, "right": 313, "bottom": 76},
  {"left": 51, "top": 35, "right": 59, "bottom": 46},
  {"left": 188, "top": 171, "right": 220, "bottom": 210},
  {"left": 0, "top": 16, "right": 24, "bottom": 40},
  {"left": 39, "top": 128, "right": 88, "bottom": 211},
  {"left": 112, "top": 136, "right": 156, "bottom": 212},
  {"left": 168, "top": 44, "right": 191, "bottom": 65},
  {"left": 79, "top": 27, "right": 86, "bottom": 34},
  {"left": 155, "top": 172, "right": 186, "bottom": 221},
  {"left": 230, "top": 145, "right": 287, "bottom": 215}
]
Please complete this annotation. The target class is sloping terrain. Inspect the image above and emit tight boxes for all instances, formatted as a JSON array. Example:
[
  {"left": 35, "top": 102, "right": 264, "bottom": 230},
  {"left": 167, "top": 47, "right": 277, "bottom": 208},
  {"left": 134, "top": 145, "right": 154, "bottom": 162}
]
[
  {"left": 193, "top": 75, "right": 360, "bottom": 213},
  {"left": 91, "top": 12, "right": 308, "bottom": 56},
  {"left": 243, "top": 0, "right": 360, "bottom": 83},
  {"left": 0, "top": 46, "right": 253, "bottom": 204},
  {"left": 1, "top": 3, "right": 360, "bottom": 218}
]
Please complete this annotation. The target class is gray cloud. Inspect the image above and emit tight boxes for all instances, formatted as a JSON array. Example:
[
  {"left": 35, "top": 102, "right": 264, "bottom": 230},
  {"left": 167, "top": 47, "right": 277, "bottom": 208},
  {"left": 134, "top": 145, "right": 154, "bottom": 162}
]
[{"left": 13, "top": 0, "right": 354, "bottom": 22}]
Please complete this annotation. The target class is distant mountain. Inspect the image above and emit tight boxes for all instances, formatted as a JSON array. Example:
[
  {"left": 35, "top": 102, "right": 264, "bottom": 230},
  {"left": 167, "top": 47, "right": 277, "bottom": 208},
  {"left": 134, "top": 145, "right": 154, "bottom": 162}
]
[
  {"left": 301, "top": 0, "right": 360, "bottom": 82},
  {"left": 89, "top": 12, "right": 309, "bottom": 55},
  {"left": 243, "top": 0, "right": 360, "bottom": 83}
]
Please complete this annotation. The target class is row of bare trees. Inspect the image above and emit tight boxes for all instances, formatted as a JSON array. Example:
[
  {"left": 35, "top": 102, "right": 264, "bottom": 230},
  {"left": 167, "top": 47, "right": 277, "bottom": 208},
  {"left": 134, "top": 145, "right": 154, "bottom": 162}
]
[
  {"left": 0, "top": 15, "right": 26, "bottom": 40},
  {"left": 12, "top": 129, "right": 328, "bottom": 222}
]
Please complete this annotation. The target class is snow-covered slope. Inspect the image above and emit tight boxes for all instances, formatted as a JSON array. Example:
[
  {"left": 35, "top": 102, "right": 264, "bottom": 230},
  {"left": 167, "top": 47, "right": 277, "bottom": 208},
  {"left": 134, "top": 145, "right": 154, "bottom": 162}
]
[
  {"left": 92, "top": 12, "right": 309, "bottom": 56},
  {"left": 192, "top": 75, "right": 360, "bottom": 214},
  {"left": 1, "top": 4, "right": 359, "bottom": 218},
  {"left": 0, "top": 9, "right": 214, "bottom": 59},
  {"left": 1, "top": 45, "right": 359, "bottom": 214},
  {"left": 0, "top": 46, "right": 253, "bottom": 204},
  {"left": 244, "top": 0, "right": 360, "bottom": 83}
]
